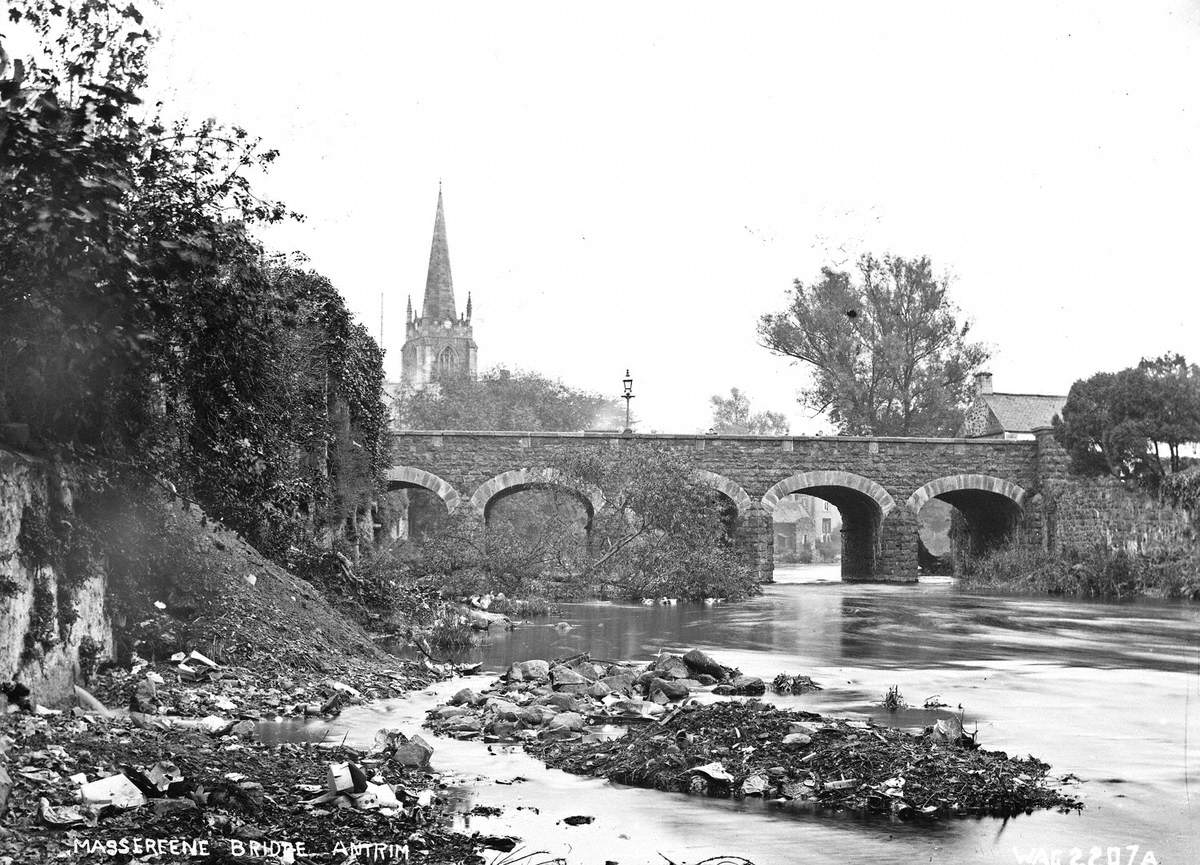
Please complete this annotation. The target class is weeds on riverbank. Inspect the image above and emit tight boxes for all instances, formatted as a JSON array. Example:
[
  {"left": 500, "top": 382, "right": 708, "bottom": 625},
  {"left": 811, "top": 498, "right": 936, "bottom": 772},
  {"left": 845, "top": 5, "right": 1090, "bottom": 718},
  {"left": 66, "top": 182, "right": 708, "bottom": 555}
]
[{"left": 961, "top": 542, "right": 1200, "bottom": 600}]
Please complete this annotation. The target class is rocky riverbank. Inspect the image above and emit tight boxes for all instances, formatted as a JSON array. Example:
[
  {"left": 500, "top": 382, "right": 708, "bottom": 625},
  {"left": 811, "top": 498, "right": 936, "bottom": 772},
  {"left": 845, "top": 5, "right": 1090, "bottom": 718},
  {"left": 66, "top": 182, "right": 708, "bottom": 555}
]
[{"left": 0, "top": 649, "right": 496, "bottom": 864}]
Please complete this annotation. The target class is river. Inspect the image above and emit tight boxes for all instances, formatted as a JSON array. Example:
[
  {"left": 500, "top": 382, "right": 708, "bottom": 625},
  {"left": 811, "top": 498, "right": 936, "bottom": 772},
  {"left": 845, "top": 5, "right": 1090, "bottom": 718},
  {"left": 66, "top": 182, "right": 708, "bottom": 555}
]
[{"left": 325, "top": 564, "right": 1200, "bottom": 864}]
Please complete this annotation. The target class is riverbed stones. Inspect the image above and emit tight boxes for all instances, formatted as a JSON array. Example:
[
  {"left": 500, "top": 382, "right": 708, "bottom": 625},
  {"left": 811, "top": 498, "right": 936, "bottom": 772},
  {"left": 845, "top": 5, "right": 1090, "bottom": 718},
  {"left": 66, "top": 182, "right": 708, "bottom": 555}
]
[
  {"left": 729, "top": 675, "right": 765, "bottom": 696},
  {"left": 682, "top": 649, "right": 726, "bottom": 679},
  {"left": 507, "top": 660, "right": 550, "bottom": 682},
  {"left": 651, "top": 652, "right": 690, "bottom": 680},
  {"left": 391, "top": 734, "right": 434, "bottom": 769},
  {"left": 449, "top": 688, "right": 485, "bottom": 707},
  {"left": 648, "top": 678, "right": 689, "bottom": 701},
  {"left": 546, "top": 712, "right": 585, "bottom": 733},
  {"left": 782, "top": 732, "right": 812, "bottom": 747},
  {"left": 600, "top": 674, "right": 636, "bottom": 695},
  {"left": 549, "top": 666, "right": 588, "bottom": 687},
  {"left": 586, "top": 682, "right": 611, "bottom": 699}
]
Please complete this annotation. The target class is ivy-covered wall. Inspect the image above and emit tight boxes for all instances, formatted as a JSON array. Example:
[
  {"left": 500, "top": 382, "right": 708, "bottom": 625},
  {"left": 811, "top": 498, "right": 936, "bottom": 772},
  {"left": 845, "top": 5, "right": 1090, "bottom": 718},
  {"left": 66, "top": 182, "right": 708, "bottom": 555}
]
[{"left": 0, "top": 448, "right": 112, "bottom": 708}]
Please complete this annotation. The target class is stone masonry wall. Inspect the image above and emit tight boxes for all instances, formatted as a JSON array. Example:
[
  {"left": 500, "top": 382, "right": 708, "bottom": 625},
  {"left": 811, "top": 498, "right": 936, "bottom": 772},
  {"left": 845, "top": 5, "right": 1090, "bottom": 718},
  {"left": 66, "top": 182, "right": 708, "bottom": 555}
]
[
  {"left": 1033, "top": 428, "right": 1194, "bottom": 555},
  {"left": 0, "top": 448, "right": 113, "bottom": 708}
]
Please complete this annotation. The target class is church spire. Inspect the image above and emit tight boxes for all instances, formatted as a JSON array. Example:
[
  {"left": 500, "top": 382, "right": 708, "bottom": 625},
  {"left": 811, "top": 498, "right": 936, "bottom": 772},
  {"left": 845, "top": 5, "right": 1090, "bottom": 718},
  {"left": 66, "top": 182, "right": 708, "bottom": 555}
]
[
  {"left": 421, "top": 186, "right": 456, "bottom": 321},
  {"left": 405, "top": 294, "right": 412, "bottom": 323}
]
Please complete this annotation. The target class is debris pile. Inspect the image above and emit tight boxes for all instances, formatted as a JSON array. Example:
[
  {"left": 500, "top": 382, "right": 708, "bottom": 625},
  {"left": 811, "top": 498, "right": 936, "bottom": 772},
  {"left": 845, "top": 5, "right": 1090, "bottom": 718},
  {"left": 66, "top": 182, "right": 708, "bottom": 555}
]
[
  {"left": 422, "top": 651, "right": 1078, "bottom": 820},
  {"left": 527, "top": 699, "right": 1081, "bottom": 819},
  {"left": 0, "top": 701, "right": 482, "bottom": 864}
]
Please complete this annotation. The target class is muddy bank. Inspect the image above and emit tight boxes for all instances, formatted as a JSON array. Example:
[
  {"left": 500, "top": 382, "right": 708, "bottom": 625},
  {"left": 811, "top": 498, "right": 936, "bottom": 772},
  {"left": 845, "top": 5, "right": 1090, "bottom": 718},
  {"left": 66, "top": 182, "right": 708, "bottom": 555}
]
[{"left": 423, "top": 651, "right": 1081, "bottom": 820}]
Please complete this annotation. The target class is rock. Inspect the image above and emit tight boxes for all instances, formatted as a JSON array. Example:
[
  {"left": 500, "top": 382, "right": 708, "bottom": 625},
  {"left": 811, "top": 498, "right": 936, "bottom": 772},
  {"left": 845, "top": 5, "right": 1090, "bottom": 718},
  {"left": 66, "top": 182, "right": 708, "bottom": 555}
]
[
  {"left": 741, "top": 773, "right": 770, "bottom": 796},
  {"left": 327, "top": 762, "right": 369, "bottom": 795},
  {"left": 682, "top": 648, "right": 726, "bottom": 679},
  {"left": 648, "top": 678, "right": 690, "bottom": 701},
  {"left": 0, "top": 766, "right": 10, "bottom": 819},
  {"left": 73, "top": 685, "right": 112, "bottom": 716},
  {"left": 599, "top": 674, "right": 636, "bottom": 695},
  {"left": 392, "top": 735, "right": 434, "bottom": 769},
  {"left": 516, "top": 660, "right": 551, "bottom": 682},
  {"left": 730, "top": 675, "right": 766, "bottom": 695},
  {"left": 782, "top": 733, "right": 812, "bottom": 747},
  {"left": 651, "top": 652, "right": 691, "bottom": 680},
  {"left": 787, "top": 721, "right": 823, "bottom": 735},
  {"left": 445, "top": 716, "right": 483, "bottom": 733},
  {"left": 489, "top": 700, "right": 523, "bottom": 721},
  {"left": 549, "top": 665, "right": 588, "bottom": 687},
  {"left": 230, "top": 720, "right": 257, "bottom": 738},
  {"left": 712, "top": 684, "right": 735, "bottom": 696},
  {"left": 152, "top": 798, "right": 198, "bottom": 817},
  {"left": 517, "top": 706, "right": 549, "bottom": 726},
  {"left": 537, "top": 692, "right": 584, "bottom": 712},
  {"left": 546, "top": 712, "right": 585, "bottom": 733},
  {"left": 487, "top": 720, "right": 520, "bottom": 739},
  {"left": 695, "top": 674, "right": 718, "bottom": 686},
  {"left": 586, "top": 682, "right": 611, "bottom": 699},
  {"left": 563, "top": 814, "right": 594, "bottom": 825},
  {"left": 449, "top": 688, "right": 484, "bottom": 707},
  {"left": 566, "top": 659, "right": 601, "bottom": 681}
]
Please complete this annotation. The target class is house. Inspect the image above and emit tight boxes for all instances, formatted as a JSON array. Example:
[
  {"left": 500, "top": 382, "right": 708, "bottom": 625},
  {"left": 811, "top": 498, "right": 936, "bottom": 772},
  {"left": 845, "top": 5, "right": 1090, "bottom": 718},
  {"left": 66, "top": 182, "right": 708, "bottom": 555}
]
[{"left": 958, "top": 372, "right": 1067, "bottom": 440}]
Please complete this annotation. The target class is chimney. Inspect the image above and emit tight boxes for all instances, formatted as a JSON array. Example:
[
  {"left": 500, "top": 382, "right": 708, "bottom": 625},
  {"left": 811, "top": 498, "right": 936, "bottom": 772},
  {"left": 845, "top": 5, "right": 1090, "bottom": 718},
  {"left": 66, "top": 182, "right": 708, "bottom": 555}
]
[{"left": 975, "top": 371, "right": 993, "bottom": 395}]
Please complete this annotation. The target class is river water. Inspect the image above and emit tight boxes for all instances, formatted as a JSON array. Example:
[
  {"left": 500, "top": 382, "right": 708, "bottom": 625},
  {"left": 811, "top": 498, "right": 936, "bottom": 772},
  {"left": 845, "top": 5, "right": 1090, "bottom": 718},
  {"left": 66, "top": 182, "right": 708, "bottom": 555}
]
[{"left": 324, "top": 564, "right": 1200, "bottom": 865}]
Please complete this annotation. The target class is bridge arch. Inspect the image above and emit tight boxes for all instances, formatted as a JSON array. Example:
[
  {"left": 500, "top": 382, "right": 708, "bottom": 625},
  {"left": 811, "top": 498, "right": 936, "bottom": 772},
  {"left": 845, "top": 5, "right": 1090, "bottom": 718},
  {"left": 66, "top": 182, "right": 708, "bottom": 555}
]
[
  {"left": 762, "top": 471, "right": 896, "bottom": 517},
  {"left": 385, "top": 466, "right": 461, "bottom": 513},
  {"left": 692, "top": 470, "right": 753, "bottom": 518},
  {"left": 469, "top": 468, "right": 605, "bottom": 525},
  {"left": 906, "top": 474, "right": 1027, "bottom": 564},
  {"left": 762, "top": 470, "right": 895, "bottom": 581}
]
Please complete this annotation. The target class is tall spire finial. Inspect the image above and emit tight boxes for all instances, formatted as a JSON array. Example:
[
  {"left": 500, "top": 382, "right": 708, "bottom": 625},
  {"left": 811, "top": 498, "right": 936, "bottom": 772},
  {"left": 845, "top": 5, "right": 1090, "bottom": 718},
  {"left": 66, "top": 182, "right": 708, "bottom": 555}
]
[
  {"left": 421, "top": 186, "right": 456, "bottom": 321},
  {"left": 406, "top": 294, "right": 413, "bottom": 323},
  {"left": 466, "top": 291, "right": 472, "bottom": 321}
]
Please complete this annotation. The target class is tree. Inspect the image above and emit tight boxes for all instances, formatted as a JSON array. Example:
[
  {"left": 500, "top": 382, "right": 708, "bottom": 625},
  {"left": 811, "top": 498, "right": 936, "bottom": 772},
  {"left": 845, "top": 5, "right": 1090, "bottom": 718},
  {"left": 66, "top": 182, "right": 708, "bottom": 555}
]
[
  {"left": 1054, "top": 355, "right": 1200, "bottom": 479},
  {"left": 0, "top": 1, "right": 387, "bottom": 561},
  {"left": 395, "top": 366, "right": 615, "bottom": 431},
  {"left": 709, "top": 388, "right": 789, "bottom": 435},
  {"left": 758, "top": 254, "right": 989, "bottom": 436},
  {"left": 549, "top": 445, "right": 759, "bottom": 601}
]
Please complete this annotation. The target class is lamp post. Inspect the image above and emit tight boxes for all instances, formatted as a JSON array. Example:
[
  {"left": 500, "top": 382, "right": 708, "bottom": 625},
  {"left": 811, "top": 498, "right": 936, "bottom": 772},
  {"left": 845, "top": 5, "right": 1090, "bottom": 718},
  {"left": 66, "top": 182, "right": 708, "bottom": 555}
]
[{"left": 621, "top": 370, "right": 635, "bottom": 434}]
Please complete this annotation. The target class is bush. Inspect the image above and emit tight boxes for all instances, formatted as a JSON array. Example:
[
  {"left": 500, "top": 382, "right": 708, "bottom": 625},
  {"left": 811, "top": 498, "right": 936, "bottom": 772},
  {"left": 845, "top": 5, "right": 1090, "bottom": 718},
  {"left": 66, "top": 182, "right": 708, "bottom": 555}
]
[{"left": 962, "top": 541, "right": 1200, "bottom": 600}]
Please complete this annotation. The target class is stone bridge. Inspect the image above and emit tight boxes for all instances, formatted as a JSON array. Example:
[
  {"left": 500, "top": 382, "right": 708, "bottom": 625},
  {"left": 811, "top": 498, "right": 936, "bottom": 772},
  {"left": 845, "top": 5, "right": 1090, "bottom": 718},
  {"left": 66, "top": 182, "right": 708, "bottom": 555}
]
[{"left": 388, "top": 430, "right": 1061, "bottom": 583}]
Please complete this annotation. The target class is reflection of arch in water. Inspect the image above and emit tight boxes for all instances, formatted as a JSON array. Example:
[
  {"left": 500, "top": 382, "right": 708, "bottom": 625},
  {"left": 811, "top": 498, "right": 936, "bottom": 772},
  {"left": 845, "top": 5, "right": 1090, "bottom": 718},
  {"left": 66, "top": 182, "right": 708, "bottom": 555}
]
[
  {"left": 906, "top": 474, "right": 1027, "bottom": 558},
  {"left": 762, "top": 471, "right": 895, "bottom": 581},
  {"left": 469, "top": 468, "right": 604, "bottom": 529}
]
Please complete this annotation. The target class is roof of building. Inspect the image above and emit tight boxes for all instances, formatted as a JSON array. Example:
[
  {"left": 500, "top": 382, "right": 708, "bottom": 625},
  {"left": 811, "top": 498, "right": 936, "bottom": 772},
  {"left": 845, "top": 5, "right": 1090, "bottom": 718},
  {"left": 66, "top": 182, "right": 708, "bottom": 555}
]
[
  {"left": 980, "top": 392, "right": 1067, "bottom": 434},
  {"left": 421, "top": 187, "right": 457, "bottom": 321}
]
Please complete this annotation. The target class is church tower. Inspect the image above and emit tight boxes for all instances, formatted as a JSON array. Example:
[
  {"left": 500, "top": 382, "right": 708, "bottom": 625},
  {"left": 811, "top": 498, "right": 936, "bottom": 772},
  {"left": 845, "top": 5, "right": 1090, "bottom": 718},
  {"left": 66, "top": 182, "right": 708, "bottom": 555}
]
[{"left": 401, "top": 187, "right": 477, "bottom": 388}]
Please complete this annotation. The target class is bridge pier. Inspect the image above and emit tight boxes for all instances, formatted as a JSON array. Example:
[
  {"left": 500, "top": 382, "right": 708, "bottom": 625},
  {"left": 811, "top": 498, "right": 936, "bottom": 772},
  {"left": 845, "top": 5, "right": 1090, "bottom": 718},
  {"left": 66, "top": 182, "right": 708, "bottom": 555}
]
[
  {"left": 736, "top": 503, "right": 774, "bottom": 583},
  {"left": 873, "top": 508, "right": 919, "bottom": 583}
]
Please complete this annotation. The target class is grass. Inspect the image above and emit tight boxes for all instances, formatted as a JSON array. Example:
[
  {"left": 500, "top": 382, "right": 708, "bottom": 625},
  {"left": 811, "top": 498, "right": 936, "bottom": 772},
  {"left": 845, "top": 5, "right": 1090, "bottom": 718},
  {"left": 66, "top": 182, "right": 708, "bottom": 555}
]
[{"left": 961, "top": 542, "right": 1200, "bottom": 600}]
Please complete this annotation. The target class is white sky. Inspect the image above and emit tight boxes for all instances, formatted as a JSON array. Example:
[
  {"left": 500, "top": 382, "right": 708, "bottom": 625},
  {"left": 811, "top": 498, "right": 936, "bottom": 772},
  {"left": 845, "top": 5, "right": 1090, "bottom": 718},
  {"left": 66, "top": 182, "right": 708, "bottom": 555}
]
[{"left": 148, "top": 1, "right": 1200, "bottom": 433}]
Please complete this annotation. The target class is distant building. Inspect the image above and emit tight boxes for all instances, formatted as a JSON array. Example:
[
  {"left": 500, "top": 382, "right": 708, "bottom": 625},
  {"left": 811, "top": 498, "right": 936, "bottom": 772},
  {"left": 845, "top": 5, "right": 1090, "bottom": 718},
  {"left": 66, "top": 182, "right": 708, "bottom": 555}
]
[
  {"left": 958, "top": 372, "right": 1067, "bottom": 441},
  {"left": 399, "top": 187, "right": 477, "bottom": 389},
  {"left": 773, "top": 494, "right": 841, "bottom": 559}
]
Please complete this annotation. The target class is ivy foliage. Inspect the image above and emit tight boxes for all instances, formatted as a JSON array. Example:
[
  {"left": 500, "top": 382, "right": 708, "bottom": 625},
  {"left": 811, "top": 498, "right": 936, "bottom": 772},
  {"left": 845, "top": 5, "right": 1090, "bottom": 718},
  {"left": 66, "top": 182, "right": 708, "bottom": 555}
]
[{"left": 0, "top": 1, "right": 387, "bottom": 560}]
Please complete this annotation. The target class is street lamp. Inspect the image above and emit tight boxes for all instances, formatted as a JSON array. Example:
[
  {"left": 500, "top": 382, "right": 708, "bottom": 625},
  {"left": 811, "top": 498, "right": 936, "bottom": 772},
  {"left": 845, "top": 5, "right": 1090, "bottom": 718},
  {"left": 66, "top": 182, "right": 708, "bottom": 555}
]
[{"left": 621, "top": 370, "right": 635, "bottom": 434}]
